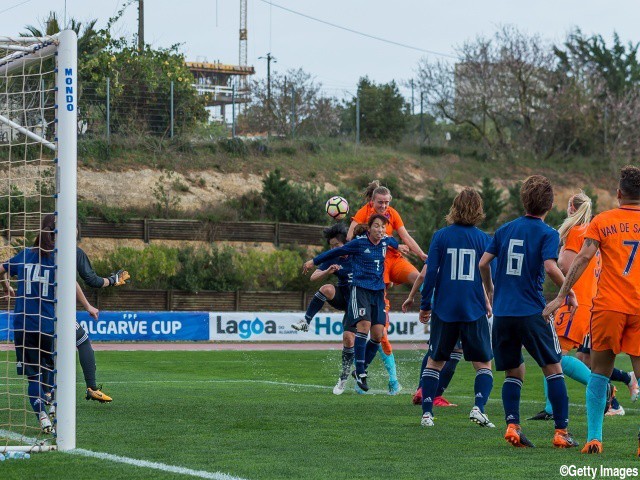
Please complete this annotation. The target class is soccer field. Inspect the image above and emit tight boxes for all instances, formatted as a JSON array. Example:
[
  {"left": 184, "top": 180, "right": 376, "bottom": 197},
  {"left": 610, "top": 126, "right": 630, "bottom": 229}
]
[{"left": 2, "top": 348, "right": 639, "bottom": 480}]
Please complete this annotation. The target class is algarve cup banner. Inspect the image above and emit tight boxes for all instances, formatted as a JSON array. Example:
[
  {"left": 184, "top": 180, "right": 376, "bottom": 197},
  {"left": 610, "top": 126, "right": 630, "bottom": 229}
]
[{"left": 209, "top": 312, "right": 428, "bottom": 342}]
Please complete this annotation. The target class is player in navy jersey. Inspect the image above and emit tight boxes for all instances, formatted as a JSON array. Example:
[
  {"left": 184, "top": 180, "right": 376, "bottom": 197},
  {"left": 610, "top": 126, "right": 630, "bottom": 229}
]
[
  {"left": 294, "top": 223, "right": 356, "bottom": 394},
  {"left": 403, "top": 264, "right": 463, "bottom": 408},
  {"left": 303, "top": 214, "right": 408, "bottom": 391},
  {"left": 479, "top": 175, "right": 578, "bottom": 449},
  {"left": 416, "top": 188, "right": 495, "bottom": 427},
  {"left": 0, "top": 214, "right": 99, "bottom": 433}
]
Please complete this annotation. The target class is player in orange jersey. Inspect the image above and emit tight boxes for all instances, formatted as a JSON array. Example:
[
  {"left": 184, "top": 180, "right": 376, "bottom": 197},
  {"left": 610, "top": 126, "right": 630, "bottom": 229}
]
[
  {"left": 348, "top": 180, "right": 428, "bottom": 395},
  {"left": 545, "top": 166, "right": 640, "bottom": 455}
]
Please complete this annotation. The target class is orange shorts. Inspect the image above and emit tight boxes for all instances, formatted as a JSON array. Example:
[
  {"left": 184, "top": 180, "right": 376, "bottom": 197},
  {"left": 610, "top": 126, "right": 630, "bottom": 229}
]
[
  {"left": 590, "top": 310, "right": 640, "bottom": 356},
  {"left": 554, "top": 304, "right": 590, "bottom": 351},
  {"left": 383, "top": 256, "right": 418, "bottom": 286}
]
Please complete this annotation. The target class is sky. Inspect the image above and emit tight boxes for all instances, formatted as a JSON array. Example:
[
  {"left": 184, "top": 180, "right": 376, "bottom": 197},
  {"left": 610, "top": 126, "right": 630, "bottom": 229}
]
[{"left": 1, "top": 0, "right": 639, "bottom": 100}]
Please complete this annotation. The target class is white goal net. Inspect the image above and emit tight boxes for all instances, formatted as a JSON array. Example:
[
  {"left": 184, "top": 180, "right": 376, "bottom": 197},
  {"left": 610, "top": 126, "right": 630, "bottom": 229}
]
[{"left": 0, "top": 31, "right": 77, "bottom": 452}]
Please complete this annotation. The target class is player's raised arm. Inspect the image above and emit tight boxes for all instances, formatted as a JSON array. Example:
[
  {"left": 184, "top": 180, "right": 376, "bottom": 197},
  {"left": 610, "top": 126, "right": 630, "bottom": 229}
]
[
  {"left": 543, "top": 238, "right": 598, "bottom": 317},
  {"left": 396, "top": 226, "right": 427, "bottom": 261}
]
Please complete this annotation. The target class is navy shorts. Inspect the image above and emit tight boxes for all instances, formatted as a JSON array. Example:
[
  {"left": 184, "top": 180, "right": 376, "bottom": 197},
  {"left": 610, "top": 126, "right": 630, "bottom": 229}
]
[
  {"left": 492, "top": 314, "right": 562, "bottom": 371},
  {"left": 344, "top": 286, "right": 386, "bottom": 328},
  {"left": 327, "top": 285, "right": 350, "bottom": 311},
  {"left": 577, "top": 333, "right": 591, "bottom": 354},
  {"left": 429, "top": 313, "right": 493, "bottom": 362},
  {"left": 327, "top": 286, "right": 356, "bottom": 334},
  {"left": 14, "top": 330, "right": 54, "bottom": 377}
]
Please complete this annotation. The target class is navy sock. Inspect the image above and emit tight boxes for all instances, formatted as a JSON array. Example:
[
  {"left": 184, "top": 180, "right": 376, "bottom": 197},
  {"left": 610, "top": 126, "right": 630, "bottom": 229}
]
[
  {"left": 364, "top": 339, "right": 381, "bottom": 370},
  {"left": 546, "top": 373, "right": 569, "bottom": 430},
  {"left": 340, "top": 347, "right": 354, "bottom": 380},
  {"left": 474, "top": 368, "right": 493, "bottom": 413},
  {"left": 502, "top": 377, "right": 523, "bottom": 425},
  {"left": 611, "top": 395, "right": 621, "bottom": 410},
  {"left": 27, "top": 376, "right": 44, "bottom": 414},
  {"left": 418, "top": 352, "right": 429, "bottom": 389},
  {"left": 354, "top": 332, "right": 368, "bottom": 376},
  {"left": 436, "top": 352, "right": 461, "bottom": 397},
  {"left": 421, "top": 368, "right": 440, "bottom": 415},
  {"left": 611, "top": 368, "right": 631, "bottom": 385},
  {"left": 305, "top": 292, "right": 327, "bottom": 323}
]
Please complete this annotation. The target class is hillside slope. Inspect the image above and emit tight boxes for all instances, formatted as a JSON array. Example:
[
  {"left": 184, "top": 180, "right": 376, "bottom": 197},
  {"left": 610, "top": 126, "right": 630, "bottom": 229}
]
[{"left": 76, "top": 139, "right": 620, "bottom": 212}]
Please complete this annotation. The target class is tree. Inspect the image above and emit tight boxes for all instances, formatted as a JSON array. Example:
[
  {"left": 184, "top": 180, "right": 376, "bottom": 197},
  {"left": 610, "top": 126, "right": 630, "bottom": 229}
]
[
  {"left": 415, "top": 26, "right": 558, "bottom": 159},
  {"left": 239, "top": 68, "right": 341, "bottom": 136},
  {"left": 554, "top": 29, "right": 640, "bottom": 161},
  {"left": 343, "top": 77, "right": 408, "bottom": 143},
  {"left": 505, "top": 182, "right": 525, "bottom": 221},
  {"left": 415, "top": 181, "right": 455, "bottom": 249},
  {"left": 30, "top": 6, "right": 209, "bottom": 137},
  {"left": 480, "top": 178, "right": 506, "bottom": 232}
]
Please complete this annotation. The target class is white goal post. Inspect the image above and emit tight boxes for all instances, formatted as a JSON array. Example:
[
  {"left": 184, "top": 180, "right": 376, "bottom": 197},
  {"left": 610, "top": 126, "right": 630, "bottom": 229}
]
[{"left": 0, "top": 30, "right": 77, "bottom": 452}]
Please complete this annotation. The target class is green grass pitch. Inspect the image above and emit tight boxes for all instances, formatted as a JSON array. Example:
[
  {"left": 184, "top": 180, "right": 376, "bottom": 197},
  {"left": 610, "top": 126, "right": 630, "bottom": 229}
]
[{"left": 1, "top": 348, "right": 639, "bottom": 479}]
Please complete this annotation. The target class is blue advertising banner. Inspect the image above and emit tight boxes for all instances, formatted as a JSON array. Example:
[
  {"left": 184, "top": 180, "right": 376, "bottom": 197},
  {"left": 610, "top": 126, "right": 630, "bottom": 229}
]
[
  {"left": 77, "top": 311, "right": 209, "bottom": 341},
  {"left": 0, "top": 312, "right": 14, "bottom": 341}
]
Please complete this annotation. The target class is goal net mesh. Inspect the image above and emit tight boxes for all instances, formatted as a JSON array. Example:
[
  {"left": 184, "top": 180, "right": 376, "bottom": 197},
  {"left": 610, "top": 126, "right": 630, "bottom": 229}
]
[{"left": 0, "top": 35, "right": 61, "bottom": 451}]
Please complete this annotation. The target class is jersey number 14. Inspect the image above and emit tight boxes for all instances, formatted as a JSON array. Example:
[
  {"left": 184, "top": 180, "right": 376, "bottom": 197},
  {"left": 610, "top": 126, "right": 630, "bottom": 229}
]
[{"left": 24, "top": 264, "right": 51, "bottom": 297}]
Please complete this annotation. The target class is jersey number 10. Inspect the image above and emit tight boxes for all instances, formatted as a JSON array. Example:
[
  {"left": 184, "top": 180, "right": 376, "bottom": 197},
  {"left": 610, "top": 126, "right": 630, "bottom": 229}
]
[{"left": 447, "top": 248, "right": 476, "bottom": 281}]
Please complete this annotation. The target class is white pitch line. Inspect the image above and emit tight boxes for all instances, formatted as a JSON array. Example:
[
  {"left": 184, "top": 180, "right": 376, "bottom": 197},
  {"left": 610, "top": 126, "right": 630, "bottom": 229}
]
[
  {"left": 0, "top": 429, "right": 248, "bottom": 480},
  {"left": 66, "top": 449, "right": 248, "bottom": 480},
  {"left": 94, "top": 378, "right": 640, "bottom": 412}
]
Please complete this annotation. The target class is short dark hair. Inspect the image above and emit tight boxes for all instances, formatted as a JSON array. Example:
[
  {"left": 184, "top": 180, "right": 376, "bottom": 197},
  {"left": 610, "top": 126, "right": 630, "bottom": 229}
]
[
  {"left": 322, "top": 223, "right": 348, "bottom": 245},
  {"left": 446, "top": 188, "right": 485, "bottom": 226},
  {"left": 368, "top": 213, "right": 389, "bottom": 228},
  {"left": 619, "top": 165, "right": 640, "bottom": 200},
  {"left": 520, "top": 175, "right": 554, "bottom": 216}
]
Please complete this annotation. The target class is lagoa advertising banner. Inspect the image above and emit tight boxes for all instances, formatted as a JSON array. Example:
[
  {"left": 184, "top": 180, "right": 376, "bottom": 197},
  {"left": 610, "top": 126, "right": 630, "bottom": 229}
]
[
  {"left": 1, "top": 311, "right": 431, "bottom": 342},
  {"left": 210, "top": 312, "right": 429, "bottom": 342},
  {"left": 76, "top": 311, "right": 210, "bottom": 341}
]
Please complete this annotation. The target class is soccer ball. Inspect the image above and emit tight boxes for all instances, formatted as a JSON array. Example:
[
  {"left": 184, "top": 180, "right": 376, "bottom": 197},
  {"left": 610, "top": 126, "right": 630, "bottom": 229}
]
[{"left": 325, "top": 196, "right": 349, "bottom": 220}]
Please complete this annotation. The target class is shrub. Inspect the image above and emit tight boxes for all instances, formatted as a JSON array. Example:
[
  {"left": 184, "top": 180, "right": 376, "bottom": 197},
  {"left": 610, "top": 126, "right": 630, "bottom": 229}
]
[
  {"left": 261, "top": 169, "right": 327, "bottom": 224},
  {"left": 171, "top": 246, "right": 243, "bottom": 292},
  {"left": 234, "top": 249, "right": 308, "bottom": 291},
  {"left": 218, "top": 138, "right": 248, "bottom": 156},
  {"left": 91, "top": 245, "right": 180, "bottom": 289}
]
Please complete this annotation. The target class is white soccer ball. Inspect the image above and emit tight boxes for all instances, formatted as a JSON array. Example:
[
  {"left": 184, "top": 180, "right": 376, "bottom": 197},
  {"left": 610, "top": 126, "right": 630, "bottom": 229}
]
[{"left": 325, "top": 196, "right": 349, "bottom": 220}]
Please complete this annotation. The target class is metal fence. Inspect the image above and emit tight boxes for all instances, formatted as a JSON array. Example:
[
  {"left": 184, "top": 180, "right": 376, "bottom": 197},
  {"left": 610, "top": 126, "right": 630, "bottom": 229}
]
[
  {"left": 6, "top": 216, "right": 327, "bottom": 246},
  {"left": 69, "top": 289, "right": 419, "bottom": 313}
]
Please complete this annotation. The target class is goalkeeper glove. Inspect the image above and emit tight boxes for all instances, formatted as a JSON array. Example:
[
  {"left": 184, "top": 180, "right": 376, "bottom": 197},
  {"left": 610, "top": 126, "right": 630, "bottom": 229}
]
[{"left": 108, "top": 269, "right": 130, "bottom": 287}]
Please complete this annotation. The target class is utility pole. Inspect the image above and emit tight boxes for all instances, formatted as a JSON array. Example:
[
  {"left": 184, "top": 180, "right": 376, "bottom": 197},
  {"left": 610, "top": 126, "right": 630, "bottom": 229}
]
[
  {"left": 138, "top": 0, "right": 144, "bottom": 51},
  {"left": 410, "top": 80, "right": 415, "bottom": 115},
  {"left": 420, "top": 91, "right": 424, "bottom": 140},
  {"left": 356, "top": 93, "right": 360, "bottom": 146},
  {"left": 259, "top": 53, "right": 276, "bottom": 139}
]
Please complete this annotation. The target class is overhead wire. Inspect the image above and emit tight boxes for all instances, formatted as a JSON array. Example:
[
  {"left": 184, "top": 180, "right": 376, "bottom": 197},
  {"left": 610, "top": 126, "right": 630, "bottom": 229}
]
[{"left": 255, "top": 0, "right": 457, "bottom": 59}]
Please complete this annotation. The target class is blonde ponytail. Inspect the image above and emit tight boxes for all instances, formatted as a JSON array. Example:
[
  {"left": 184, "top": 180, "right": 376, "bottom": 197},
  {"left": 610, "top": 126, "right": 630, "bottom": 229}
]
[
  {"left": 558, "top": 191, "right": 592, "bottom": 244},
  {"left": 362, "top": 180, "right": 381, "bottom": 203}
]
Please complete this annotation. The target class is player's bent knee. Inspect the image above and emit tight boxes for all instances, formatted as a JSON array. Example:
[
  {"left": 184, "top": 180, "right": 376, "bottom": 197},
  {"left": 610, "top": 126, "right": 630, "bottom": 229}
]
[{"left": 319, "top": 284, "right": 335, "bottom": 299}]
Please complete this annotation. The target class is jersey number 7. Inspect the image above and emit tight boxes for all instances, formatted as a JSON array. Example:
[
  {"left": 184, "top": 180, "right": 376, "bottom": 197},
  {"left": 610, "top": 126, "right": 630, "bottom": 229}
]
[{"left": 622, "top": 240, "right": 640, "bottom": 276}]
